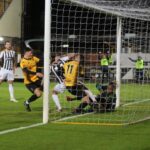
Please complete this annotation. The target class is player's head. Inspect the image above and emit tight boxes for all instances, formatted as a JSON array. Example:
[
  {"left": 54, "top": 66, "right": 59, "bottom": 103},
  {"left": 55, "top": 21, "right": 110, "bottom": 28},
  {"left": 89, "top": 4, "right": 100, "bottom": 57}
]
[
  {"left": 4, "top": 41, "right": 12, "bottom": 50},
  {"left": 138, "top": 56, "right": 142, "bottom": 60},
  {"left": 24, "top": 47, "right": 33, "bottom": 57},
  {"left": 106, "top": 50, "right": 110, "bottom": 54},
  {"left": 73, "top": 53, "right": 80, "bottom": 61},
  {"left": 54, "top": 56, "right": 61, "bottom": 62},
  {"left": 102, "top": 53, "right": 106, "bottom": 58},
  {"left": 80, "top": 54, "right": 84, "bottom": 65},
  {"left": 107, "top": 81, "right": 117, "bottom": 93}
]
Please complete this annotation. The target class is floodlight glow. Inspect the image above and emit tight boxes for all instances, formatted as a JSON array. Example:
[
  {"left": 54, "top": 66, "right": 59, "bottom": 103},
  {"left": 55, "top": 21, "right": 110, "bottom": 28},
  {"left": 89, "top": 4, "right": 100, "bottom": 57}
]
[
  {"left": 62, "top": 44, "right": 69, "bottom": 48},
  {"left": 0, "top": 37, "right": 4, "bottom": 42},
  {"left": 68, "top": 34, "right": 77, "bottom": 39}
]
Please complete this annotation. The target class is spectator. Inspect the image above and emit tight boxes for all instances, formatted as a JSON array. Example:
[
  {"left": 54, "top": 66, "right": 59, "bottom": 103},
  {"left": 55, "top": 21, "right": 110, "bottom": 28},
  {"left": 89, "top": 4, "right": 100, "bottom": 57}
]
[
  {"left": 100, "top": 53, "right": 109, "bottom": 83},
  {"left": 129, "top": 56, "right": 145, "bottom": 83}
]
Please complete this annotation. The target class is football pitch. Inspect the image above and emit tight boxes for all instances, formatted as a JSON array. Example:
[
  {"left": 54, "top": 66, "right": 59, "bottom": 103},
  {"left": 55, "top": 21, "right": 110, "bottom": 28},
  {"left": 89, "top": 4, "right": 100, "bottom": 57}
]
[{"left": 0, "top": 82, "right": 150, "bottom": 150}]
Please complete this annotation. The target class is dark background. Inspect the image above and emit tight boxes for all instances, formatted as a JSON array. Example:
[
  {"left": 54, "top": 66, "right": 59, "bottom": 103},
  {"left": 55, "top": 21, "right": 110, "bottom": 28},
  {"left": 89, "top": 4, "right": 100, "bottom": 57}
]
[
  {"left": 22, "top": 0, "right": 150, "bottom": 54},
  {"left": 22, "top": 0, "right": 117, "bottom": 53},
  {"left": 22, "top": 0, "right": 44, "bottom": 40}
]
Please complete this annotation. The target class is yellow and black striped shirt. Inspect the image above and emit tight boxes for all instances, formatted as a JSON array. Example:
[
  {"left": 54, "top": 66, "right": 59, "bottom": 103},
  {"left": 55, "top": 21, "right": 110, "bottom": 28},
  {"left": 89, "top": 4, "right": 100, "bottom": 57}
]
[
  {"left": 20, "top": 56, "right": 39, "bottom": 84},
  {"left": 63, "top": 60, "right": 79, "bottom": 87}
]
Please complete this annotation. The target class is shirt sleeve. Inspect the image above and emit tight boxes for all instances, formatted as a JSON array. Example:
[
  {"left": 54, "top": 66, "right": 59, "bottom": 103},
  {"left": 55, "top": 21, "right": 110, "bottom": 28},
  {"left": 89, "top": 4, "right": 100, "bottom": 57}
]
[
  {"left": 0, "top": 51, "right": 4, "bottom": 59},
  {"left": 60, "top": 56, "right": 69, "bottom": 62},
  {"left": 20, "top": 60, "right": 26, "bottom": 69},
  {"left": 33, "top": 56, "right": 40, "bottom": 63}
]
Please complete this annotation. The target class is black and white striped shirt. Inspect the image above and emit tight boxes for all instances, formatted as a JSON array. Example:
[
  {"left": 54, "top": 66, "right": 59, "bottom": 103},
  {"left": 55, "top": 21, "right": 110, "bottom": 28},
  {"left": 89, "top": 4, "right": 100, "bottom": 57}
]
[
  {"left": 0, "top": 50, "right": 16, "bottom": 70},
  {"left": 51, "top": 56, "right": 69, "bottom": 83}
]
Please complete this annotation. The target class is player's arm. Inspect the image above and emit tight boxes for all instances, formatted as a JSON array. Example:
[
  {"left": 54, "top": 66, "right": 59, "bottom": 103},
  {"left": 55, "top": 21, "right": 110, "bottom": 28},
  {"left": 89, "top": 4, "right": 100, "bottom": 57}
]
[
  {"left": 104, "top": 41, "right": 115, "bottom": 49},
  {"left": 143, "top": 61, "right": 150, "bottom": 65},
  {"left": 67, "top": 53, "right": 78, "bottom": 59},
  {"left": 34, "top": 56, "right": 41, "bottom": 67},
  {"left": 20, "top": 57, "right": 35, "bottom": 74},
  {"left": 33, "top": 56, "right": 43, "bottom": 74},
  {"left": 12, "top": 52, "right": 17, "bottom": 73},
  {"left": 0, "top": 51, "right": 3, "bottom": 67},
  {"left": 22, "top": 67, "right": 43, "bottom": 78},
  {"left": 22, "top": 67, "right": 36, "bottom": 75},
  {"left": 60, "top": 53, "right": 78, "bottom": 62},
  {"left": 0, "top": 59, "right": 2, "bottom": 67},
  {"left": 128, "top": 57, "right": 136, "bottom": 62}
]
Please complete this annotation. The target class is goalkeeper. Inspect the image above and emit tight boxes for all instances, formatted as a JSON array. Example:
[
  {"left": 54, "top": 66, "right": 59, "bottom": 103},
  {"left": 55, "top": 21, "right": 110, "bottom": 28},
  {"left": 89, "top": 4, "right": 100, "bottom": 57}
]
[{"left": 74, "top": 81, "right": 116, "bottom": 113}]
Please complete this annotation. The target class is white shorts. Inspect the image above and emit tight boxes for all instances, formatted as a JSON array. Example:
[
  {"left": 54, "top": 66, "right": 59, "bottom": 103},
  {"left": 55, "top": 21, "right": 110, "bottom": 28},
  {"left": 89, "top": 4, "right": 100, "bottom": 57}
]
[
  {"left": 0, "top": 68, "right": 14, "bottom": 81},
  {"left": 54, "top": 83, "right": 66, "bottom": 93}
]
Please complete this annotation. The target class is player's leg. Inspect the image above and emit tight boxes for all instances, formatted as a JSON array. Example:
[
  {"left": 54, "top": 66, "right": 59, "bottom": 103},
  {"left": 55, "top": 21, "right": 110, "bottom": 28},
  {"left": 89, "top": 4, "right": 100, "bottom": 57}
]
[
  {"left": 66, "top": 82, "right": 96, "bottom": 102},
  {"left": 66, "top": 86, "right": 78, "bottom": 101},
  {"left": 140, "top": 69, "right": 144, "bottom": 83},
  {"left": 8, "top": 81, "right": 18, "bottom": 102},
  {"left": 52, "top": 83, "right": 65, "bottom": 112},
  {"left": 0, "top": 68, "right": 6, "bottom": 84},
  {"left": 135, "top": 69, "right": 139, "bottom": 83},
  {"left": 66, "top": 84, "right": 86, "bottom": 101},
  {"left": 7, "top": 70, "right": 18, "bottom": 102},
  {"left": 24, "top": 80, "right": 43, "bottom": 111},
  {"left": 74, "top": 95, "right": 90, "bottom": 113},
  {"left": 78, "top": 81, "right": 97, "bottom": 102}
]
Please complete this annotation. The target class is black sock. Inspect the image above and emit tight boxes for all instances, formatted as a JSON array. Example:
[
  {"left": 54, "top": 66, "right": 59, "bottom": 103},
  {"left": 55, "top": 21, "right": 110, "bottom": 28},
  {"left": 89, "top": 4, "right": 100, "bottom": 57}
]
[
  {"left": 77, "top": 102, "right": 88, "bottom": 110},
  {"left": 27, "top": 95, "right": 39, "bottom": 103},
  {"left": 71, "top": 97, "right": 78, "bottom": 101}
]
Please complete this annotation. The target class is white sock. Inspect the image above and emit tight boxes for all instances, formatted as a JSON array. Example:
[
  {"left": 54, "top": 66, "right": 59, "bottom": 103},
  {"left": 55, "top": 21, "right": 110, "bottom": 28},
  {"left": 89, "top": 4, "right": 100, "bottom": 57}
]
[
  {"left": 84, "top": 90, "right": 96, "bottom": 102},
  {"left": 52, "top": 94, "right": 62, "bottom": 110},
  {"left": 9, "top": 84, "right": 15, "bottom": 99}
]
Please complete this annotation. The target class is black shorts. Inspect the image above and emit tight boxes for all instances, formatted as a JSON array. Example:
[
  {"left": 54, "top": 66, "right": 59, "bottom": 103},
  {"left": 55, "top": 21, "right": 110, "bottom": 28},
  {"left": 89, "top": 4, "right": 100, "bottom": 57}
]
[
  {"left": 26, "top": 79, "right": 43, "bottom": 93},
  {"left": 66, "top": 83, "right": 88, "bottom": 100}
]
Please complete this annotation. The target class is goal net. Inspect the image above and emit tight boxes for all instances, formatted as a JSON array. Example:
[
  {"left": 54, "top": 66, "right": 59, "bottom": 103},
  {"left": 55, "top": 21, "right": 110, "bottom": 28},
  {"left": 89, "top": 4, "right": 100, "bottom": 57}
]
[{"left": 48, "top": 0, "right": 150, "bottom": 125}]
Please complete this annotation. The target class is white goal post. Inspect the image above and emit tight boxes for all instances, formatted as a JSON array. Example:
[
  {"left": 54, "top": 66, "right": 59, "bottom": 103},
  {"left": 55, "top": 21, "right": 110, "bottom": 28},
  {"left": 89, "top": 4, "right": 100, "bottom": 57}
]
[{"left": 43, "top": 0, "right": 51, "bottom": 124}]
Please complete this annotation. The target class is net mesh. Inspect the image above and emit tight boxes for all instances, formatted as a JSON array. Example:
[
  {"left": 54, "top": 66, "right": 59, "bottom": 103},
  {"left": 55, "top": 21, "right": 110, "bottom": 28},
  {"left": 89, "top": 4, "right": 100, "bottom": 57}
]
[{"left": 50, "top": 0, "right": 150, "bottom": 125}]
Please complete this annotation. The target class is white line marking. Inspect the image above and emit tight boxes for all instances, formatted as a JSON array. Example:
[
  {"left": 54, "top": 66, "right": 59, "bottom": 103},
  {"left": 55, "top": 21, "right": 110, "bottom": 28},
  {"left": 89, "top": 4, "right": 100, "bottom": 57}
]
[
  {"left": 1, "top": 99, "right": 150, "bottom": 134},
  {"left": 54, "top": 99, "right": 150, "bottom": 123},
  {"left": 0, "top": 123, "right": 44, "bottom": 135},
  {"left": 53, "top": 112, "right": 94, "bottom": 122},
  {"left": 122, "top": 99, "right": 150, "bottom": 107},
  {"left": 127, "top": 116, "right": 150, "bottom": 125}
]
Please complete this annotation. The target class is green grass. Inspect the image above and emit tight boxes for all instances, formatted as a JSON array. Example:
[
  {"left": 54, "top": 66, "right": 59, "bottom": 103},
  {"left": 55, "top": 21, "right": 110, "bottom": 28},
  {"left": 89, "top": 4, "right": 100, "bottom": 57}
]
[
  {"left": 0, "top": 121, "right": 150, "bottom": 150},
  {"left": 0, "top": 82, "right": 150, "bottom": 130},
  {"left": 0, "top": 82, "right": 150, "bottom": 150}
]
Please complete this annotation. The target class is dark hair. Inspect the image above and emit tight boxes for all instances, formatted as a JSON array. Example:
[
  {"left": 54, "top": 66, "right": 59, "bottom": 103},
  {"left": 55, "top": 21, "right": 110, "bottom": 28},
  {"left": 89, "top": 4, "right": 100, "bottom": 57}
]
[
  {"left": 25, "top": 47, "right": 32, "bottom": 52},
  {"left": 80, "top": 54, "right": 84, "bottom": 65},
  {"left": 4, "top": 41, "right": 11, "bottom": 45},
  {"left": 109, "top": 81, "right": 117, "bottom": 89}
]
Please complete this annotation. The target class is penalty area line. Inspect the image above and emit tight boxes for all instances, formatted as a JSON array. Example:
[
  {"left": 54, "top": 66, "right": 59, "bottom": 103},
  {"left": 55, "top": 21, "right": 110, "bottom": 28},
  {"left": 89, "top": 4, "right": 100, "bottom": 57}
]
[{"left": 0, "top": 123, "right": 44, "bottom": 135}]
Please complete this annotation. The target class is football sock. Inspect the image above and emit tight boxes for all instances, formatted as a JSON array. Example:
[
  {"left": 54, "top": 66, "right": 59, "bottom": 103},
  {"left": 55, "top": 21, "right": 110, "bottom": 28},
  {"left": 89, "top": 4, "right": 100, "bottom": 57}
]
[
  {"left": 77, "top": 102, "right": 88, "bottom": 110},
  {"left": 27, "top": 94, "right": 38, "bottom": 104},
  {"left": 9, "top": 84, "right": 15, "bottom": 99},
  {"left": 84, "top": 90, "right": 96, "bottom": 102},
  {"left": 71, "top": 97, "right": 77, "bottom": 101},
  {"left": 52, "top": 94, "right": 62, "bottom": 110}
]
